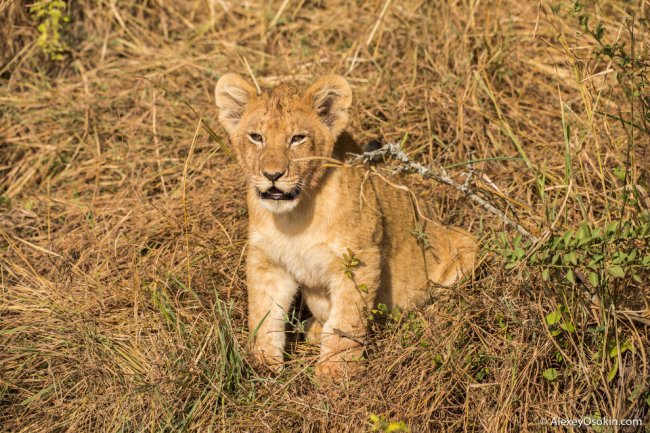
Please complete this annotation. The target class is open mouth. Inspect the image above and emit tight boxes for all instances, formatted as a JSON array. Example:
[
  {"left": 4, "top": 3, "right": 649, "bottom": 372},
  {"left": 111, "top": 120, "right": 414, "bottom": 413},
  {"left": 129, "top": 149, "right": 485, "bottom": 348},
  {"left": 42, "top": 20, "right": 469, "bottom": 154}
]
[{"left": 258, "top": 186, "right": 300, "bottom": 201}]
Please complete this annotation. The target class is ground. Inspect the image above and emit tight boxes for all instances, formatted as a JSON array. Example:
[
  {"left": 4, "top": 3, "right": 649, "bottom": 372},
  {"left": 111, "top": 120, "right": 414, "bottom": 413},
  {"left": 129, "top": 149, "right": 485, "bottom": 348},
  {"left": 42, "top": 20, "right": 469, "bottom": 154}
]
[{"left": 1, "top": 1, "right": 649, "bottom": 432}]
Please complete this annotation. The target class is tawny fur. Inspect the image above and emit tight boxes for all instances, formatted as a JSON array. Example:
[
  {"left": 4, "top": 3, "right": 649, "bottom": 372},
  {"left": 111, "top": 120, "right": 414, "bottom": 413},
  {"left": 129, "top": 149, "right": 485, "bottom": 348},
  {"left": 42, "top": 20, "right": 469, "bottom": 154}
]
[{"left": 215, "top": 73, "right": 477, "bottom": 380}]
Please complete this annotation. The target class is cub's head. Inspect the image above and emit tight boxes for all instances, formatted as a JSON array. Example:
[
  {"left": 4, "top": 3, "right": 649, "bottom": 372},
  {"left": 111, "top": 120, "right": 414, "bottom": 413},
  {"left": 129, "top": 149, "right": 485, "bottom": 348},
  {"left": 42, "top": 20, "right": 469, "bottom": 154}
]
[{"left": 215, "top": 74, "right": 352, "bottom": 214}]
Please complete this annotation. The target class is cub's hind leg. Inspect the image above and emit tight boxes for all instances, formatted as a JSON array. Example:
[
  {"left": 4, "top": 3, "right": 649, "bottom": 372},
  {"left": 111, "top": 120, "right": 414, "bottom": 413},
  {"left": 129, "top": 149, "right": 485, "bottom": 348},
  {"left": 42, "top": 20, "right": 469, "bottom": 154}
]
[
  {"left": 302, "top": 286, "right": 331, "bottom": 343},
  {"left": 433, "top": 227, "right": 477, "bottom": 286},
  {"left": 304, "top": 318, "right": 323, "bottom": 342}
]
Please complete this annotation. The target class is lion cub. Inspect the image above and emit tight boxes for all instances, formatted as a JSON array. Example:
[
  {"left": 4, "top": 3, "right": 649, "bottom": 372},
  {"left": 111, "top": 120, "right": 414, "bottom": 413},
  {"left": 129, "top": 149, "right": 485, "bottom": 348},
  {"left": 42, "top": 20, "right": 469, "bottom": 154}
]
[{"left": 215, "top": 74, "right": 476, "bottom": 380}]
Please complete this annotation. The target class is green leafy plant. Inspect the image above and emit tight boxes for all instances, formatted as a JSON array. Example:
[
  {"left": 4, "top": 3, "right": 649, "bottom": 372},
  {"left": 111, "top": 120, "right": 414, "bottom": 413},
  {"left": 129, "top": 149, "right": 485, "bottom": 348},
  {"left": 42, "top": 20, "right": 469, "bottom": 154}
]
[
  {"left": 340, "top": 248, "right": 369, "bottom": 294},
  {"left": 606, "top": 339, "right": 635, "bottom": 383},
  {"left": 341, "top": 247, "right": 360, "bottom": 279},
  {"left": 520, "top": 4, "right": 650, "bottom": 301},
  {"left": 369, "top": 305, "right": 426, "bottom": 348},
  {"left": 496, "top": 313, "right": 514, "bottom": 341},
  {"left": 411, "top": 222, "right": 431, "bottom": 249},
  {"left": 575, "top": 4, "right": 649, "bottom": 133},
  {"left": 550, "top": 1, "right": 649, "bottom": 133},
  {"left": 540, "top": 305, "right": 576, "bottom": 382},
  {"left": 498, "top": 213, "right": 650, "bottom": 295},
  {"left": 30, "top": 0, "right": 71, "bottom": 61},
  {"left": 542, "top": 367, "right": 558, "bottom": 382},
  {"left": 282, "top": 307, "right": 307, "bottom": 334},
  {"left": 464, "top": 350, "right": 492, "bottom": 382},
  {"left": 545, "top": 304, "right": 576, "bottom": 337}
]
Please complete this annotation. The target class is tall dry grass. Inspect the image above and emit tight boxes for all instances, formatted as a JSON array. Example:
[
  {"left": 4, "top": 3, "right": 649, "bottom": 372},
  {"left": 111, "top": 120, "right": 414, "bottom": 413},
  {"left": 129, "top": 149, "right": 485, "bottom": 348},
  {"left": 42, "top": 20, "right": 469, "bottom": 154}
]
[{"left": 1, "top": 0, "right": 648, "bottom": 432}]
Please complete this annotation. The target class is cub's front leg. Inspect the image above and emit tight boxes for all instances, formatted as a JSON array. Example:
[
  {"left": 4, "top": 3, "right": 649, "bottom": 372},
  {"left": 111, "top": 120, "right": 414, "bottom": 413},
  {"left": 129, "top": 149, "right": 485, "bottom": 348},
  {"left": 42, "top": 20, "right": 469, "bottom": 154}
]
[
  {"left": 247, "top": 245, "right": 298, "bottom": 370},
  {"left": 317, "top": 248, "right": 381, "bottom": 380}
]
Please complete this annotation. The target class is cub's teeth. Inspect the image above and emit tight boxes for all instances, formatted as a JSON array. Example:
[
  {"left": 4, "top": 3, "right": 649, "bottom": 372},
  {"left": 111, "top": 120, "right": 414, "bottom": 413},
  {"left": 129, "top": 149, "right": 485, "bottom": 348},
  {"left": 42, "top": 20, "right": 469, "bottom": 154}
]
[{"left": 258, "top": 186, "right": 300, "bottom": 201}]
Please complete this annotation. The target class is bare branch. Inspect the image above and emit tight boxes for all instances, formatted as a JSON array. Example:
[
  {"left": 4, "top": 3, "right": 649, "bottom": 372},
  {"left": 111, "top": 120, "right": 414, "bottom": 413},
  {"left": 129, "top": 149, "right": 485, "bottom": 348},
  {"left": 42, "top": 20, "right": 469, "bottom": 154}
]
[{"left": 347, "top": 143, "right": 539, "bottom": 242}]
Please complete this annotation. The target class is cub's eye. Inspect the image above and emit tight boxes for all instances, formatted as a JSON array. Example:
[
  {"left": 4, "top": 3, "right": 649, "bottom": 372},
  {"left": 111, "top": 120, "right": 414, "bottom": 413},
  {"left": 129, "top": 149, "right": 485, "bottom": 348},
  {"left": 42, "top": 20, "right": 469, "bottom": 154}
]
[
  {"left": 248, "top": 133, "right": 263, "bottom": 145},
  {"left": 290, "top": 134, "right": 307, "bottom": 146}
]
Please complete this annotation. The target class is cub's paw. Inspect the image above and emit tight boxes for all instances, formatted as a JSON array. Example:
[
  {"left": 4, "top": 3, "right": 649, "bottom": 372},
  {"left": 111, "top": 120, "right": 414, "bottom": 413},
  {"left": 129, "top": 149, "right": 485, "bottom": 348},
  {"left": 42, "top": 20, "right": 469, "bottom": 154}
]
[
  {"left": 315, "top": 359, "right": 343, "bottom": 380},
  {"left": 315, "top": 357, "right": 362, "bottom": 383},
  {"left": 251, "top": 347, "right": 284, "bottom": 373}
]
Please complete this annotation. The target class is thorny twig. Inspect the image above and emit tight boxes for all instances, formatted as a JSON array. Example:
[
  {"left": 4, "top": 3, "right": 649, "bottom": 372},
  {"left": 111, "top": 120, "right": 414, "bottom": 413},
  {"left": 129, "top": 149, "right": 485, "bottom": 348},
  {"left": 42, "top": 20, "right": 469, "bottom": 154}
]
[{"left": 347, "top": 143, "right": 539, "bottom": 242}]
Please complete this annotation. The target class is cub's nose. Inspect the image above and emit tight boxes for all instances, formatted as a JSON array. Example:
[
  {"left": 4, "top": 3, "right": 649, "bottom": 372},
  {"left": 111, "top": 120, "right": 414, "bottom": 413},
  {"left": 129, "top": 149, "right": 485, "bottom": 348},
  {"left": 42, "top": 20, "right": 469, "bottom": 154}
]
[{"left": 263, "top": 170, "right": 285, "bottom": 182}]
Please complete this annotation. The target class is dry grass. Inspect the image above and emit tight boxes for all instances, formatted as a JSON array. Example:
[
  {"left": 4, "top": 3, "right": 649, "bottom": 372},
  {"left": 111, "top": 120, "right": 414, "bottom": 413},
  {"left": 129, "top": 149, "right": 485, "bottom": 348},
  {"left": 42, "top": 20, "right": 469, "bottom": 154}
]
[{"left": 1, "top": 0, "right": 649, "bottom": 432}]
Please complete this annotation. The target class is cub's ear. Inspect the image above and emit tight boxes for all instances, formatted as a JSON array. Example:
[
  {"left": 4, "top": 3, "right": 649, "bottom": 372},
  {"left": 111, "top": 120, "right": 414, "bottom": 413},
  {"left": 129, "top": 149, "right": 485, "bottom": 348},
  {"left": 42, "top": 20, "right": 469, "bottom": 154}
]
[
  {"left": 215, "top": 73, "right": 257, "bottom": 135},
  {"left": 304, "top": 75, "right": 352, "bottom": 137}
]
